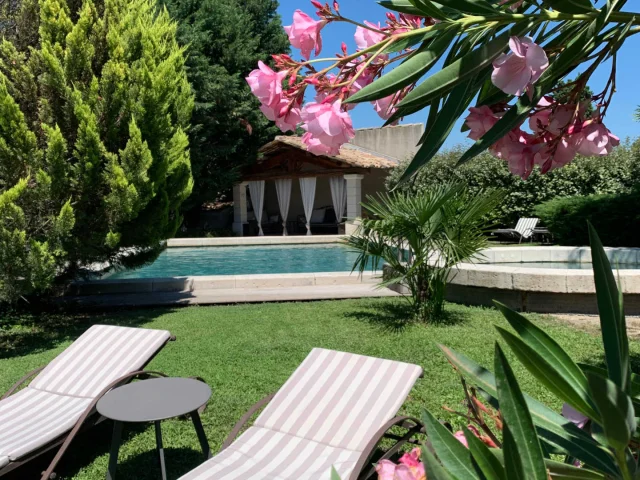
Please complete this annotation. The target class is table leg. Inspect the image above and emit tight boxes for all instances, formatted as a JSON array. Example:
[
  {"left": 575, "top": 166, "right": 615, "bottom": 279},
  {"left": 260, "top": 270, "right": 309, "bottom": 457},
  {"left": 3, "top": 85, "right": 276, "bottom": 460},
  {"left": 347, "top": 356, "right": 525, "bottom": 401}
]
[
  {"left": 190, "top": 411, "right": 211, "bottom": 459},
  {"left": 106, "top": 421, "right": 123, "bottom": 480},
  {"left": 154, "top": 421, "right": 168, "bottom": 480}
]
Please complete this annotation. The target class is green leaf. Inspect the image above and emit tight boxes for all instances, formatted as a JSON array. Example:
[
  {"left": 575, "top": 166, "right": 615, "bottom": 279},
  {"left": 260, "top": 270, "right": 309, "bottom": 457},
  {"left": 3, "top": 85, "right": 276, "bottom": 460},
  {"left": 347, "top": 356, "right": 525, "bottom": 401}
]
[
  {"left": 422, "top": 409, "right": 479, "bottom": 479},
  {"left": 587, "top": 373, "right": 636, "bottom": 453},
  {"left": 331, "top": 466, "right": 342, "bottom": 480},
  {"left": 494, "top": 302, "right": 597, "bottom": 417},
  {"left": 348, "top": 28, "right": 458, "bottom": 104},
  {"left": 491, "top": 449, "right": 606, "bottom": 479},
  {"left": 436, "top": 0, "right": 497, "bottom": 14},
  {"left": 496, "top": 327, "right": 600, "bottom": 421},
  {"left": 463, "top": 429, "right": 506, "bottom": 480},
  {"left": 588, "top": 222, "right": 630, "bottom": 391},
  {"left": 579, "top": 363, "right": 640, "bottom": 399},
  {"left": 399, "top": 74, "right": 478, "bottom": 181},
  {"left": 494, "top": 344, "right": 548, "bottom": 480},
  {"left": 382, "top": 30, "right": 437, "bottom": 54},
  {"left": 379, "top": 0, "right": 425, "bottom": 15},
  {"left": 440, "top": 345, "right": 618, "bottom": 476},
  {"left": 543, "top": 0, "right": 596, "bottom": 14},
  {"left": 408, "top": 0, "right": 451, "bottom": 20},
  {"left": 421, "top": 445, "right": 460, "bottom": 480},
  {"left": 396, "top": 22, "right": 533, "bottom": 112}
]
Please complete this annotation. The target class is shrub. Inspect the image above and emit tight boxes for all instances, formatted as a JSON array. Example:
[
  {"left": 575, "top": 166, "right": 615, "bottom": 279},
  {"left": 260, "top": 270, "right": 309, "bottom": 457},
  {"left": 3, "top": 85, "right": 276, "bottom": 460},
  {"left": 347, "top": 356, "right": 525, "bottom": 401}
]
[
  {"left": 534, "top": 189, "right": 640, "bottom": 247},
  {"left": 387, "top": 140, "right": 640, "bottom": 228},
  {"left": 0, "top": 0, "right": 194, "bottom": 302},
  {"left": 347, "top": 183, "right": 502, "bottom": 321}
]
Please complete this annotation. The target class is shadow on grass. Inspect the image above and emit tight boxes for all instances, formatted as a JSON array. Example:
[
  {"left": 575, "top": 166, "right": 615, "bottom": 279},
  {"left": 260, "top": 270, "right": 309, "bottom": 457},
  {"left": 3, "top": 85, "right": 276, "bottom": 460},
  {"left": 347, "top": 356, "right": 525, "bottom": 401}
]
[
  {"left": 3, "top": 420, "right": 207, "bottom": 480},
  {"left": 0, "top": 306, "right": 179, "bottom": 360},
  {"left": 579, "top": 351, "right": 640, "bottom": 376},
  {"left": 343, "top": 300, "right": 469, "bottom": 333}
]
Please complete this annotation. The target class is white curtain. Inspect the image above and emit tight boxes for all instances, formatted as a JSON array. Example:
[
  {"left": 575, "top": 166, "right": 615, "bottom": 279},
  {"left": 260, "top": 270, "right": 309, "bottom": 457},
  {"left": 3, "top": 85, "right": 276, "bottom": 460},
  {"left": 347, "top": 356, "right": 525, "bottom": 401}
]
[
  {"left": 275, "top": 179, "right": 292, "bottom": 236},
  {"left": 248, "top": 181, "right": 265, "bottom": 236},
  {"left": 330, "top": 176, "right": 347, "bottom": 223},
  {"left": 299, "top": 177, "right": 317, "bottom": 236}
]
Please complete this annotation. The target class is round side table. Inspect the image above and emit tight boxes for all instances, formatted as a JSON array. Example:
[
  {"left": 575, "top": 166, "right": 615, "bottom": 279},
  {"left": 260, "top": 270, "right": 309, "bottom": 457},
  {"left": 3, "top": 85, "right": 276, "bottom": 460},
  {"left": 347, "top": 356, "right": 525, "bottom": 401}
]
[{"left": 97, "top": 377, "right": 212, "bottom": 480}]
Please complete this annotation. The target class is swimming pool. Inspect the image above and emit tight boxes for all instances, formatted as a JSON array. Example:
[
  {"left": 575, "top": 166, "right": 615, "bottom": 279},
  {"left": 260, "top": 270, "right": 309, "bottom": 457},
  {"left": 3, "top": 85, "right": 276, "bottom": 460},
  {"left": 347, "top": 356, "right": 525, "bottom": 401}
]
[{"left": 104, "top": 244, "right": 368, "bottom": 279}]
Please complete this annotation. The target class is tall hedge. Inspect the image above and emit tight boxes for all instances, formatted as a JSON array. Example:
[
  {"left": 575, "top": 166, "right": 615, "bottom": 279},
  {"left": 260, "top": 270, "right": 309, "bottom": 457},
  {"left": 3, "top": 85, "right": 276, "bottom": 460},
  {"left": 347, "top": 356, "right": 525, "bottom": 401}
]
[
  {"left": 387, "top": 140, "right": 640, "bottom": 228},
  {"left": 0, "top": 0, "right": 194, "bottom": 302},
  {"left": 534, "top": 190, "right": 640, "bottom": 247}
]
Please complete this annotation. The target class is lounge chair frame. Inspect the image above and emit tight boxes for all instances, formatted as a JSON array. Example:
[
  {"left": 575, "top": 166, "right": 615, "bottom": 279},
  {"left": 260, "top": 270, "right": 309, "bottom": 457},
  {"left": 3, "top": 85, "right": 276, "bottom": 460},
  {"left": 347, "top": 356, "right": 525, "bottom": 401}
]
[
  {"left": 220, "top": 393, "right": 425, "bottom": 480},
  {"left": 0, "top": 335, "right": 176, "bottom": 480}
]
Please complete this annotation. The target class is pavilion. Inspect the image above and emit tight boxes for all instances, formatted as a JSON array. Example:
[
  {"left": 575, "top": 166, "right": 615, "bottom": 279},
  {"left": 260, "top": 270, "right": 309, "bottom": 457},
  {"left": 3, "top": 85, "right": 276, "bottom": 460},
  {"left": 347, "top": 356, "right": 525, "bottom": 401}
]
[{"left": 232, "top": 136, "right": 398, "bottom": 236}]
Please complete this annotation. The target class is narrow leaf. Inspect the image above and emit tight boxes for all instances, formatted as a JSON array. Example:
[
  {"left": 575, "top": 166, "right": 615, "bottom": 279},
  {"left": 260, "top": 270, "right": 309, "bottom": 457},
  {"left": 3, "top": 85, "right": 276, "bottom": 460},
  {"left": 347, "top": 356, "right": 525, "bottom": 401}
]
[
  {"left": 408, "top": 0, "right": 451, "bottom": 20},
  {"left": 422, "top": 409, "right": 479, "bottom": 479},
  {"left": 463, "top": 429, "right": 506, "bottom": 480},
  {"left": 378, "top": 0, "right": 424, "bottom": 15},
  {"left": 397, "top": 21, "right": 534, "bottom": 112},
  {"left": 494, "top": 344, "right": 548, "bottom": 480},
  {"left": 587, "top": 373, "right": 636, "bottom": 453},
  {"left": 440, "top": 345, "right": 618, "bottom": 476},
  {"left": 400, "top": 74, "right": 477, "bottom": 180},
  {"left": 497, "top": 327, "right": 600, "bottom": 421},
  {"left": 348, "top": 28, "right": 458, "bottom": 103},
  {"left": 331, "top": 467, "right": 342, "bottom": 480},
  {"left": 544, "top": 0, "right": 596, "bottom": 13},
  {"left": 421, "top": 445, "right": 460, "bottom": 480},
  {"left": 436, "top": 0, "right": 497, "bottom": 14},
  {"left": 588, "top": 222, "right": 630, "bottom": 391},
  {"left": 491, "top": 449, "right": 606, "bottom": 479}
]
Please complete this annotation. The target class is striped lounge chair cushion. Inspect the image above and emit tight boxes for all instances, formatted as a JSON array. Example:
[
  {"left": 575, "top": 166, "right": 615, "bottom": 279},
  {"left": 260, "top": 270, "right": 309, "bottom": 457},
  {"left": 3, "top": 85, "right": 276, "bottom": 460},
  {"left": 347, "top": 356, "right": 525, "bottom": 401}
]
[
  {"left": 179, "top": 348, "right": 423, "bottom": 480},
  {"left": 515, "top": 218, "right": 539, "bottom": 238},
  {"left": 30, "top": 324, "right": 171, "bottom": 398},
  {"left": 0, "top": 325, "right": 171, "bottom": 464}
]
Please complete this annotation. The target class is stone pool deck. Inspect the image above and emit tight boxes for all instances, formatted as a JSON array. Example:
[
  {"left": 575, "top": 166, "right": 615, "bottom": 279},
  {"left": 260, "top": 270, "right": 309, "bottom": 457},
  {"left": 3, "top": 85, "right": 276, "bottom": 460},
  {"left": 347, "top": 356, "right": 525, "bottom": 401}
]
[{"left": 67, "top": 271, "right": 397, "bottom": 308}]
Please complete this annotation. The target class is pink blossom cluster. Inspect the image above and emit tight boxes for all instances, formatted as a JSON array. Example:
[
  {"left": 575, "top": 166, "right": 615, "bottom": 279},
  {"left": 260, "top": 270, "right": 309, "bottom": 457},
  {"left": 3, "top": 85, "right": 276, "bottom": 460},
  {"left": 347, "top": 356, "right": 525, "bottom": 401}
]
[
  {"left": 464, "top": 35, "right": 618, "bottom": 178},
  {"left": 375, "top": 448, "right": 425, "bottom": 480},
  {"left": 246, "top": 2, "right": 427, "bottom": 156}
]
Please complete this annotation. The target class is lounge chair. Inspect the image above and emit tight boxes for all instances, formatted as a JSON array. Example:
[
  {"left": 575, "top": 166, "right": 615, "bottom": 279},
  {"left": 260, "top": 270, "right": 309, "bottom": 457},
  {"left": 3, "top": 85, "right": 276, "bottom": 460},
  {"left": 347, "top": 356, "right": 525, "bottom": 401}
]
[
  {"left": 0, "top": 324, "right": 174, "bottom": 479},
  {"left": 178, "top": 348, "right": 424, "bottom": 480},
  {"left": 492, "top": 217, "right": 540, "bottom": 243}
]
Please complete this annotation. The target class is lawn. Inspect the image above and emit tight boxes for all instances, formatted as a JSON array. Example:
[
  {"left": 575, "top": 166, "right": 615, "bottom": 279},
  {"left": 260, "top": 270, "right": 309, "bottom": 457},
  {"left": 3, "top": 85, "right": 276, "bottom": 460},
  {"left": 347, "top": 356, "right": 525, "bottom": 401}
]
[{"left": 1, "top": 298, "right": 633, "bottom": 479}]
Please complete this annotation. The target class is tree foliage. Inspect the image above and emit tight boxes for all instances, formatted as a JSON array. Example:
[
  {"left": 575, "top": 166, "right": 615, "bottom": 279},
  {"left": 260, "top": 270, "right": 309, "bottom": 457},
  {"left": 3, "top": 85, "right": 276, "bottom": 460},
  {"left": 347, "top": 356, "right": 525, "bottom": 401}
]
[
  {"left": 387, "top": 140, "right": 640, "bottom": 228},
  {"left": 161, "top": 0, "right": 289, "bottom": 210},
  {"left": 0, "top": 0, "right": 193, "bottom": 302}
]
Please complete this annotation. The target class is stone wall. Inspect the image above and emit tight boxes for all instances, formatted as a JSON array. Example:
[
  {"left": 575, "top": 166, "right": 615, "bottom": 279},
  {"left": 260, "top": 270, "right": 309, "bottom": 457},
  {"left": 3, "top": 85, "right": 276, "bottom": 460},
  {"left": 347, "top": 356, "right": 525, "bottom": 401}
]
[{"left": 349, "top": 123, "right": 424, "bottom": 162}]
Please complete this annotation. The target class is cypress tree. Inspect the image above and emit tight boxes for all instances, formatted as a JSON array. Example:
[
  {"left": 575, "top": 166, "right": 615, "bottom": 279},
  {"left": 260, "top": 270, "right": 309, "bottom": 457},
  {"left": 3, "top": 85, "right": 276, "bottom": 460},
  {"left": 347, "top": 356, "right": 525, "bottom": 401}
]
[{"left": 0, "top": 0, "right": 193, "bottom": 302}]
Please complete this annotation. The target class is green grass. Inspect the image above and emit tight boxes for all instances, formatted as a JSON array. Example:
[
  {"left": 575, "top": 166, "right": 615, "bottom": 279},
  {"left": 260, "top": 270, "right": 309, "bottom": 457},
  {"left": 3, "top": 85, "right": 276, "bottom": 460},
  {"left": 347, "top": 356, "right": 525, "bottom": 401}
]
[{"left": 0, "top": 299, "right": 633, "bottom": 479}]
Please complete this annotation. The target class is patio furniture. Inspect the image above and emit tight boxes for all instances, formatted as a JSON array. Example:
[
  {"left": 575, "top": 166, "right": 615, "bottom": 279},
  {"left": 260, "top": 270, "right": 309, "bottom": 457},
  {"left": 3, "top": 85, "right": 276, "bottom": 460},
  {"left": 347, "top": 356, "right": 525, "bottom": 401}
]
[
  {"left": 492, "top": 217, "right": 540, "bottom": 243},
  {"left": 532, "top": 227, "right": 554, "bottom": 244},
  {"left": 297, "top": 206, "right": 340, "bottom": 234},
  {"left": 0, "top": 324, "right": 175, "bottom": 480},
  {"left": 178, "top": 348, "right": 424, "bottom": 480},
  {"left": 97, "top": 377, "right": 212, "bottom": 480}
]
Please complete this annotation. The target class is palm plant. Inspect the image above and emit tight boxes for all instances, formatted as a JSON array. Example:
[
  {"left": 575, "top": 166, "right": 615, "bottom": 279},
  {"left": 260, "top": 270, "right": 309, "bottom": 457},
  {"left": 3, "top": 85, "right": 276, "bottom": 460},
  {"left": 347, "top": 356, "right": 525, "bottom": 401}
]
[{"left": 347, "top": 183, "right": 502, "bottom": 321}]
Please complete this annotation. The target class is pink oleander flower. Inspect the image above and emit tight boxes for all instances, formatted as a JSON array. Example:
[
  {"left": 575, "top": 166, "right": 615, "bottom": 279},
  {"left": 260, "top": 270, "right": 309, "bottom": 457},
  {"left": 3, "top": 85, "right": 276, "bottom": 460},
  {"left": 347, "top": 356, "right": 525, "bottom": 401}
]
[
  {"left": 492, "top": 130, "right": 544, "bottom": 179},
  {"left": 301, "top": 100, "right": 355, "bottom": 156},
  {"left": 259, "top": 98, "right": 302, "bottom": 133},
  {"left": 355, "top": 21, "right": 387, "bottom": 50},
  {"left": 376, "top": 448, "right": 426, "bottom": 480},
  {"left": 562, "top": 403, "right": 590, "bottom": 429},
  {"left": 491, "top": 37, "right": 549, "bottom": 97},
  {"left": 373, "top": 94, "right": 397, "bottom": 120},
  {"left": 246, "top": 61, "right": 287, "bottom": 107},
  {"left": 453, "top": 425, "right": 499, "bottom": 449},
  {"left": 284, "top": 10, "right": 327, "bottom": 60},
  {"left": 575, "top": 121, "right": 620, "bottom": 156},
  {"left": 465, "top": 105, "right": 500, "bottom": 141}
]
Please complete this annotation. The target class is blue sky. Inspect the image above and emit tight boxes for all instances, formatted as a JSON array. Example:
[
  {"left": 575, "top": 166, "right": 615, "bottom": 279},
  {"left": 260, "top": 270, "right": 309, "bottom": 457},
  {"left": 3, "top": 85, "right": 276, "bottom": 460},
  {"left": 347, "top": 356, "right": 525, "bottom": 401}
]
[{"left": 277, "top": 0, "right": 640, "bottom": 148}]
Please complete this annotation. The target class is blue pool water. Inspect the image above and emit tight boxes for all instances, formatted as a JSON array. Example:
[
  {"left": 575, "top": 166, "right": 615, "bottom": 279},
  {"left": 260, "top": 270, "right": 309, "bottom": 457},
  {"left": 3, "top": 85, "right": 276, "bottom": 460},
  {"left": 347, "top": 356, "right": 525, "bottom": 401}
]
[
  {"left": 497, "top": 262, "right": 640, "bottom": 270},
  {"left": 104, "top": 244, "right": 370, "bottom": 279}
]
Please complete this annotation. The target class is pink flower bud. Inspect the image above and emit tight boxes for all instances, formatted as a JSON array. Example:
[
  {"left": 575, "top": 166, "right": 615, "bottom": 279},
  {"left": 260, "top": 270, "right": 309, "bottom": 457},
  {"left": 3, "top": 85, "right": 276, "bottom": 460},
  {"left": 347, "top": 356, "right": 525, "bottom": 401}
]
[
  {"left": 333, "top": 1, "right": 340, "bottom": 12},
  {"left": 310, "top": 0, "right": 323, "bottom": 9}
]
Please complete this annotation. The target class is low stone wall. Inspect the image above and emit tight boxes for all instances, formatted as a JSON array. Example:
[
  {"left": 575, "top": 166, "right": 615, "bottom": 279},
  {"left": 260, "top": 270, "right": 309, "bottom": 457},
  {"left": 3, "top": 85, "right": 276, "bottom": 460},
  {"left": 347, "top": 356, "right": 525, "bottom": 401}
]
[
  {"left": 167, "top": 235, "right": 345, "bottom": 248},
  {"left": 71, "top": 271, "right": 380, "bottom": 296},
  {"left": 387, "top": 246, "right": 640, "bottom": 314}
]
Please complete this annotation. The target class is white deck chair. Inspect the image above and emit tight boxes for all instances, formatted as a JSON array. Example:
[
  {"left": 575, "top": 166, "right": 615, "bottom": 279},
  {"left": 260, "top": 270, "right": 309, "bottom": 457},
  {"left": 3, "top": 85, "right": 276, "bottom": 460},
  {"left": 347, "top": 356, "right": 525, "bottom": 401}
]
[
  {"left": 179, "top": 348, "right": 424, "bottom": 480},
  {"left": 0, "top": 324, "right": 174, "bottom": 479},
  {"left": 492, "top": 217, "right": 540, "bottom": 243}
]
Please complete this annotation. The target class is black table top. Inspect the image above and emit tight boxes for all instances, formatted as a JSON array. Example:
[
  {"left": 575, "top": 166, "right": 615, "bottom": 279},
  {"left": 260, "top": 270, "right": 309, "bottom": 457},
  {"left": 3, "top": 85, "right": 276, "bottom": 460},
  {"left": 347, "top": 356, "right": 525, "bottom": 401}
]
[{"left": 97, "top": 378, "right": 211, "bottom": 423}]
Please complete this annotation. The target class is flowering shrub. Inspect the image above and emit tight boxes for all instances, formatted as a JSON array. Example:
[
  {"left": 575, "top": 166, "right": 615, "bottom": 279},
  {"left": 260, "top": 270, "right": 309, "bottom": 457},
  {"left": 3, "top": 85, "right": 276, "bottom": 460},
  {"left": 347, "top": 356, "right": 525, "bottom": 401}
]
[
  {"left": 246, "top": 0, "right": 636, "bottom": 180},
  {"left": 362, "top": 226, "right": 640, "bottom": 480}
]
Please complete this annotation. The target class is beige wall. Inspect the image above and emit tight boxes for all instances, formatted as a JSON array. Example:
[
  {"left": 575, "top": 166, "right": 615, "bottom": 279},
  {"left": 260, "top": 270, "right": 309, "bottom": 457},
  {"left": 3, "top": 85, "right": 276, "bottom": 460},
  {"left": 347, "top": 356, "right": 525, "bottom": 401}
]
[{"left": 350, "top": 124, "right": 424, "bottom": 162}]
